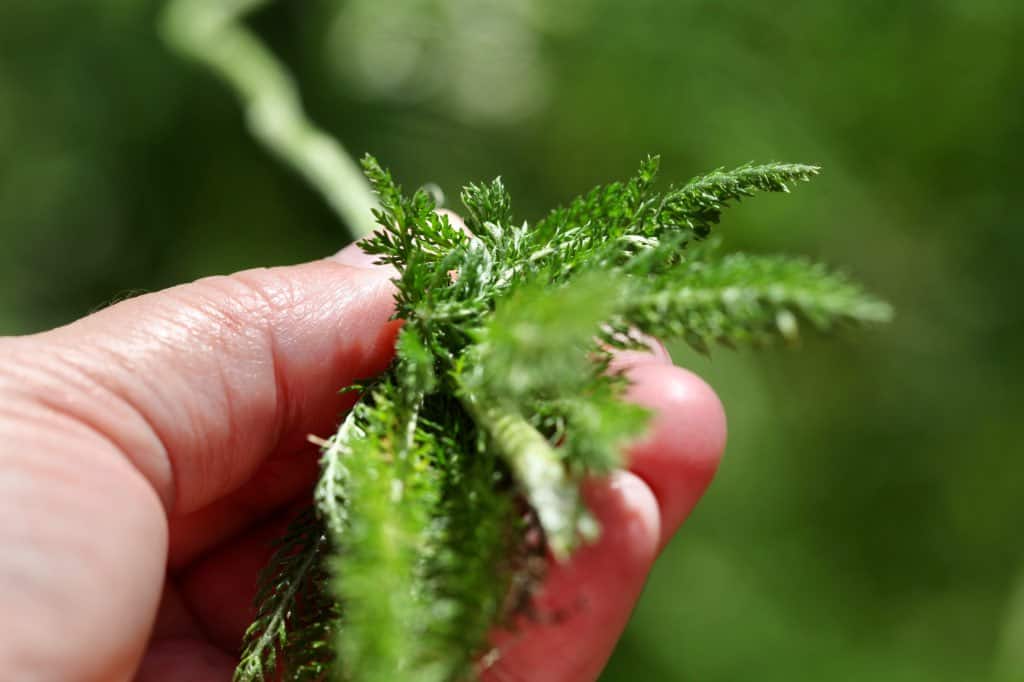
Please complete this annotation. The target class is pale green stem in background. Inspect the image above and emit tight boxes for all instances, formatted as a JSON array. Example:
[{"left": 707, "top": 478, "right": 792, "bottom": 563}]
[
  {"left": 161, "top": 0, "right": 378, "bottom": 240},
  {"left": 993, "top": 567, "right": 1024, "bottom": 681}
]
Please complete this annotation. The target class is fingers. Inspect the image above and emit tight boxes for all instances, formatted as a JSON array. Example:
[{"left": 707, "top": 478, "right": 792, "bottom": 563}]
[
  {"left": 178, "top": 516, "right": 291, "bottom": 652},
  {"left": 5, "top": 256, "right": 399, "bottom": 517},
  {"left": 622, "top": 362, "right": 727, "bottom": 549},
  {"left": 485, "top": 351, "right": 727, "bottom": 682},
  {"left": 484, "top": 472, "right": 661, "bottom": 682},
  {"left": 136, "top": 583, "right": 236, "bottom": 682},
  {"left": 0, "top": 249, "right": 397, "bottom": 679},
  {"left": 135, "top": 638, "right": 235, "bottom": 682},
  {"left": 163, "top": 241, "right": 397, "bottom": 564},
  {"left": 0, "top": 394, "right": 168, "bottom": 681},
  {"left": 167, "top": 447, "right": 320, "bottom": 569}
]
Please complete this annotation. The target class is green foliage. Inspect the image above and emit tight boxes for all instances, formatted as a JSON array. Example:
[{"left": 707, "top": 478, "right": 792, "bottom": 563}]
[
  {"left": 329, "top": 379, "right": 443, "bottom": 682},
  {"left": 617, "top": 240, "right": 892, "bottom": 355},
  {"left": 234, "top": 508, "right": 331, "bottom": 682},
  {"left": 235, "top": 156, "right": 888, "bottom": 680},
  {"left": 660, "top": 163, "right": 820, "bottom": 239}
]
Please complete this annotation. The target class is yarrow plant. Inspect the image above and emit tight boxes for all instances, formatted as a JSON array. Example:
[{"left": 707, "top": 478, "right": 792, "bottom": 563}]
[{"left": 162, "top": 2, "right": 891, "bottom": 681}]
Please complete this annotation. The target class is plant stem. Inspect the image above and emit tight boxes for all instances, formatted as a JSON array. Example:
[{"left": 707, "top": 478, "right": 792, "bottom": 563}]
[
  {"left": 314, "top": 408, "right": 360, "bottom": 537},
  {"left": 459, "top": 394, "right": 597, "bottom": 561},
  {"left": 161, "top": 0, "right": 378, "bottom": 240}
]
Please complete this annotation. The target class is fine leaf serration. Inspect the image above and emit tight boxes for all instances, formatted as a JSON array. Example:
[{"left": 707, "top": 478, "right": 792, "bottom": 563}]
[{"left": 234, "top": 156, "right": 891, "bottom": 682}]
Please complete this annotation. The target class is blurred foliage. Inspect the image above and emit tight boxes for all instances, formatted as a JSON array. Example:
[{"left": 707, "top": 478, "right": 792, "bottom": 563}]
[{"left": 1, "top": 1, "right": 1021, "bottom": 679}]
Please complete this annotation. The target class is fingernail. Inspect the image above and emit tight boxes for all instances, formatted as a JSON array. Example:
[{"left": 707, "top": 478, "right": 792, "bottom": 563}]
[
  {"left": 642, "top": 336, "right": 673, "bottom": 364},
  {"left": 607, "top": 335, "right": 673, "bottom": 372},
  {"left": 332, "top": 237, "right": 387, "bottom": 270}
]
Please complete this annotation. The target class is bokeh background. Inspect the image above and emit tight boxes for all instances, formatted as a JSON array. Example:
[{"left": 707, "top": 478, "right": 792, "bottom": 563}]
[{"left": 2, "top": 1, "right": 1022, "bottom": 680}]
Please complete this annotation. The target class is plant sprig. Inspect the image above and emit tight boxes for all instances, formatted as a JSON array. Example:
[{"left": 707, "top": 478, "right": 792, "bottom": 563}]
[{"left": 232, "top": 156, "right": 890, "bottom": 681}]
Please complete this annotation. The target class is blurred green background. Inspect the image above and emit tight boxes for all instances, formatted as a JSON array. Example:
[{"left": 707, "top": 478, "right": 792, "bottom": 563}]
[{"left": 2, "top": 1, "right": 1021, "bottom": 680}]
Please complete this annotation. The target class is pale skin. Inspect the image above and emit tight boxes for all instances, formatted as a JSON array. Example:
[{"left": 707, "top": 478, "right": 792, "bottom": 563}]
[{"left": 0, "top": 219, "right": 727, "bottom": 681}]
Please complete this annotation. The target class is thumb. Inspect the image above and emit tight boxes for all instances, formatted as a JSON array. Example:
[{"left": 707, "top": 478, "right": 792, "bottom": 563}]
[
  {"left": 4, "top": 246, "right": 399, "bottom": 517},
  {"left": 0, "top": 246, "right": 398, "bottom": 680}
]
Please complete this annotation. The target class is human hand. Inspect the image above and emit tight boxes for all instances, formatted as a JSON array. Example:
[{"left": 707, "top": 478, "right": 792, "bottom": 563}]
[{"left": 0, "top": 235, "right": 726, "bottom": 682}]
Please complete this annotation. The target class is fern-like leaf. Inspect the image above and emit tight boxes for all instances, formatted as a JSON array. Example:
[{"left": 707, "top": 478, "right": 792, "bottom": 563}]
[
  {"left": 619, "top": 253, "right": 892, "bottom": 354},
  {"left": 234, "top": 507, "right": 327, "bottom": 682},
  {"left": 656, "top": 162, "right": 820, "bottom": 238}
]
